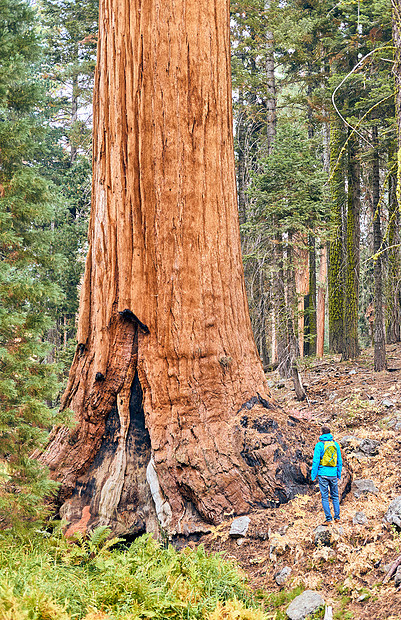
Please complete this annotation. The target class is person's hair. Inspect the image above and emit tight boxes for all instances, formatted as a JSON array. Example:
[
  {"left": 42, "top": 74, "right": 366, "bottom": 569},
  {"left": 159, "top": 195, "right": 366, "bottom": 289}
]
[{"left": 321, "top": 426, "right": 331, "bottom": 435}]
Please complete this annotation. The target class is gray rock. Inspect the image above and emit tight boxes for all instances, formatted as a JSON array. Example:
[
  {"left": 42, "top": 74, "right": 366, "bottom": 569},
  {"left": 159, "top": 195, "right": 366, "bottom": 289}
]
[
  {"left": 275, "top": 566, "right": 292, "bottom": 586},
  {"left": 384, "top": 497, "right": 401, "bottom": 528},
  {"left": 287, "top": 590, "right": 325, "bottom": 620},
  {"left": 395, "top": 567, "right": 401, "bottom": 587},
  {"left": 349, "top": 369, "right": 356, "bottom": 375},
  {"left": 229, "top": 516, "right": 250, "bottom": 538},
  {"left": 340, "top": 436, "right": 379, "bottom": 456},
  {"left": 314, "top": 525, "right": 331, "bottom": 546},
  {"left": 340, "top": 435, "right": 359, "bottom": 448},
  {"left": 395, "top": 422, "right": 401, "bottom": 432},
  {"left": 359, "top": 438, "right": 380, "bottom": 456},
  {"left": 351, "top": 479, "right": 379, "bottom": 498},
  {"left": 353, "top": 511, "right": 367, "bottom": 525},
  {"left": 382, "top": 399, "right": 395, "bottom": 408}
]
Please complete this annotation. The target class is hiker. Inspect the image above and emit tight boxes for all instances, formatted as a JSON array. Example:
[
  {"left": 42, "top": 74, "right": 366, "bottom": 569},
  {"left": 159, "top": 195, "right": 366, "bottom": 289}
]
[{"left": 311, "top": 426, "right": 342, "bottom": 525}]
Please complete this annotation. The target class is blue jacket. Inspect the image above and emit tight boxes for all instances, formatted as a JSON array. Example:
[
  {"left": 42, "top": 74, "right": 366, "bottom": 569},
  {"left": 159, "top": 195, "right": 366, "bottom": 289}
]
[{"left": 311, "top": 433, "right": 342, "bottom": 481}]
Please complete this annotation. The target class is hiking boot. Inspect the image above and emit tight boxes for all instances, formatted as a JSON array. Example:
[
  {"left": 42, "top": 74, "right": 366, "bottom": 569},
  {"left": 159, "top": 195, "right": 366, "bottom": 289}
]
[
  {"left": 334, "top": 517, "right": 340, "bottom": 522},
  {"left": 321, "top": 521, "right": 331, "bottom": 526}
]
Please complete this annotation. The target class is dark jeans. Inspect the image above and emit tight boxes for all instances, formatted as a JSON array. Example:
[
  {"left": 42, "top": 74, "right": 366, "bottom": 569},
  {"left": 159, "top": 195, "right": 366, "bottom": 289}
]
[{"left": 318, "top": 475, "right": 340, "bottom": 521}]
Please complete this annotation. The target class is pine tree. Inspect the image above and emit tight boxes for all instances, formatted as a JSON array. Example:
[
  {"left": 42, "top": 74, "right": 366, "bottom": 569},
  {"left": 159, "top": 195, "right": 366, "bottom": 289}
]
[{"left": 0, "top": 0, "right": 64, "bottom": 528}]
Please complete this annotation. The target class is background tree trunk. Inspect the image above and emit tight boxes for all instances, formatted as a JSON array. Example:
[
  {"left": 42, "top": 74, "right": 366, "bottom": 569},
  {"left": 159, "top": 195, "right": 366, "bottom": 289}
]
[
  {"left": 386, "top": 145, "right": 401, "bottom": 343},
  {"left": 316, "top": 244, "right": 327, "bottom": 358},
  {"left": 342, "top": 133, "right": 360, "bottom": 360},
  {"left": 40, "top": 0, "right": 315, "bottom": 538},
  {"left": 372, "top": 126, "right": 387, "bottom": 371},
  {"left": 307, "top": 235, "right": 317, "bottom": 356},
  {"left": 328, "top": 119, "right": 345, "bottom": 354}
]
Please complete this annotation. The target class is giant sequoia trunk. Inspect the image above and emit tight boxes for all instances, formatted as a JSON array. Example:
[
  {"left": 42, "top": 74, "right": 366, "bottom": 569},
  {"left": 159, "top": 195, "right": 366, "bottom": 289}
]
[{"left": 40, "top": 0, "right": 322, "bottom": 538}]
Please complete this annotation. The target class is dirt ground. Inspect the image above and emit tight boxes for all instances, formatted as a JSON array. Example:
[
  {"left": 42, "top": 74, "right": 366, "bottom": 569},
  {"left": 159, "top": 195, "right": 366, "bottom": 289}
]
[{"left": 197, "top": 343, "right": 401, "bottom": 619}]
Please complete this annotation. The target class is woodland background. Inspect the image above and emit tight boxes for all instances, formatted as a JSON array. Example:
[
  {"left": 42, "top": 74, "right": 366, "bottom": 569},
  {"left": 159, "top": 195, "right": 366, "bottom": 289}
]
[
  {"left": 0, "top": 0, "right": 401, "bottom": 618},
  {"left": 1, "top": 0, "right": 397, "bottom": 522}
]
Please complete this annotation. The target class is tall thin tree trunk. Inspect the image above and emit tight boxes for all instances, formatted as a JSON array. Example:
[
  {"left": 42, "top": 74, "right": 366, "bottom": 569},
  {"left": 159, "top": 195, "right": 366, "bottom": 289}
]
[
  {"left": 258, "top": 267, "right": 269, "bottom": 366},
  {"left": 328, "top": 120, "right": 345, "bottom": 353},
  {"left": 372, "top": 126, "right": 387, "bottom": 371},
  {"left": 40, "top": 0, "right": 314, "bottom": 537},
  {"left": 308, "top": 235, "right": 317, "bottom": 356},
  {"left": 287, "top": 236, "right": 306, "bottom": 400},
  {"left": 264, "top": 23, "right": 277, "bottom": 362},
  {"left": 295, "top": 242, "right": 309, "bottom": 358},
  {"left": 275, "top": 232, "right": 289, "bottom": 378},
  {"left": 316, "top": 244, "right": 328, "bottom": 358},
  {"left": 70, "top": 73, "right": 78, "bottom": 165},
  {"left": 386, "top": 144, "right": 401, "bottom": 343},
  {"left": 342, "top": 132, "right": 360, "bottom": 360},
  {"left": 390, "top": 2, "right": 401, "bottom": 343},
  {"left": 316, "top": 117, "right": 330, "bottom": 358},
  {"left": 237, "top": 84, "right": 247, "bottom": 225}
]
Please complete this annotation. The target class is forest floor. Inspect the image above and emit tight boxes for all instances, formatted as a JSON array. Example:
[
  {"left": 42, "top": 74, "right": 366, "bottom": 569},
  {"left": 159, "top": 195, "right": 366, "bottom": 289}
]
[{"left": 199, "top": 342, "right": 401, "bottom": 619}]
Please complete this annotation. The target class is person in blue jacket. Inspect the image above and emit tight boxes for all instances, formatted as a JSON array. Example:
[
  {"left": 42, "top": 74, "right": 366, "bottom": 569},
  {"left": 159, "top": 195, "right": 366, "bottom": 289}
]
[{"left": 311, "top": 426, "right": 342, "bottom": 524}]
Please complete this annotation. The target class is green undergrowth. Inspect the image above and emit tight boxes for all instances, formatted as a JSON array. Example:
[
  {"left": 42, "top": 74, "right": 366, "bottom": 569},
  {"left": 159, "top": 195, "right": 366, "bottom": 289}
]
[{"left": 0, "top": 525, "right": 277, "bottom": 620}]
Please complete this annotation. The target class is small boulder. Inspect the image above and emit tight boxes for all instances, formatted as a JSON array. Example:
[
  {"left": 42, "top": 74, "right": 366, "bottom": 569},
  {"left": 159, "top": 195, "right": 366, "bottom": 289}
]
[
  {"left": 229, "top": 516, "right": 250, "bottom": 538},
  {"left": 384, "top": 497, "right": 401, "bottom": 528},
  {"left": 340, "top": 436, "right": 379, "bottom": 456},
  {"left": 275, "top": 566, "right": 292, "bottom": 586},
  {"left": 286, "top": 590, "right": 324, "bottom": 620},
  {"left": 351, "top": 479, "right": 379, "bottom": 498},
  {"left": 382, "top": 399, "right": 395, "bottom": 408},
  {"left": 353, "top": 511, "right": 367, "bottom": 525},
  {"left": 340, "top": 435, "right": 359, "bottom": 449},
  {"left": 314, "top": 525, "right": 331, "bottom": 547},
  {"left": 358, "top": 438, "right": 380, "bottom": 456}
]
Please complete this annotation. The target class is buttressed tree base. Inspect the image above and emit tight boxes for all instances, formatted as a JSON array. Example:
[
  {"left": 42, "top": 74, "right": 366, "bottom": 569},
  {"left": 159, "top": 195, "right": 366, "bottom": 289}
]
[{"left": 41, "top": 0, "right": 340, "bottom": 538}]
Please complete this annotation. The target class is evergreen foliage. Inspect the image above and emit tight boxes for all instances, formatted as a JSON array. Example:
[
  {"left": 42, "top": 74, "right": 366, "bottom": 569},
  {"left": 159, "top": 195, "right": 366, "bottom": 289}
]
[{"left": 0, "top": 0, "right": 65, "bottom": 528}]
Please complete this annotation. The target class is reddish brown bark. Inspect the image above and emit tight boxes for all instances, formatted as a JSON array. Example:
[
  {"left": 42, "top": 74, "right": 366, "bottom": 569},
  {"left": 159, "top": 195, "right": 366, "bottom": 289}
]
[{"left": 41, "top": 0, "right": 320, "bottom": 538}]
